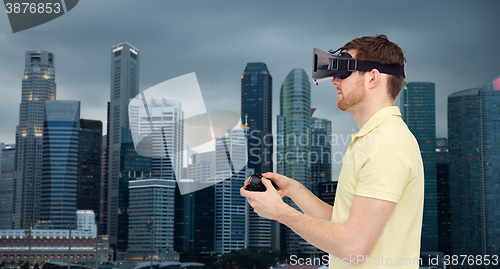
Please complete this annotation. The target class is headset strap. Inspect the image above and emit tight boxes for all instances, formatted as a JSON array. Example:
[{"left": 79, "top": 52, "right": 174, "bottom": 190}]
[{"left": 332, "top": 58, "right": 405, "bottom": 77}]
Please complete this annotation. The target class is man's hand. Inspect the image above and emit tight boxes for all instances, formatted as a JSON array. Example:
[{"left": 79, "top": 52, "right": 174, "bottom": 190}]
[
  {"left": 240, "top": 177, "right": 292, "bottom": 220},
  {"left": 261, "top": 172, "right": 297, "bottom": 198},
  {"left": 259, "top": 172, "right": 333, "bottom": 221}
]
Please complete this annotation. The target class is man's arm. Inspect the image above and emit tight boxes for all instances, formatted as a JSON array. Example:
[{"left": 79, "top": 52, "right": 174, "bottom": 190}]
[
  {"left": 242, "top": 178, "right": 396, "bottom": 263},
  {"left": 263, "top": 172, "right": 333, "bottom": 222}
]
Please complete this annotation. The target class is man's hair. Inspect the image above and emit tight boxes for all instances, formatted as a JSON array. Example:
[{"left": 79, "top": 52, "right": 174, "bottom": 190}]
[{"left": 343, "top": 35, "right": 406, "bottom": 100}]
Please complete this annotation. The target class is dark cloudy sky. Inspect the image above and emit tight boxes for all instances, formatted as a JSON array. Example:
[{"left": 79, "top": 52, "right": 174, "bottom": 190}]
[{"left": 1, "top": 0, "right": 499, "bottom": 179}]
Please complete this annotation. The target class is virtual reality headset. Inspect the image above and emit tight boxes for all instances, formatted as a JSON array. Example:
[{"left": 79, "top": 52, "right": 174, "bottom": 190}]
[{"left": 312, "top": 48, "right": 405, "bottom": 85}]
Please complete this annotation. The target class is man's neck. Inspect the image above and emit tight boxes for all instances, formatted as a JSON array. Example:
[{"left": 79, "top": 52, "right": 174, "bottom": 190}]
[{"left": 351, "top": 101, "right": 394, "bottom": 129}]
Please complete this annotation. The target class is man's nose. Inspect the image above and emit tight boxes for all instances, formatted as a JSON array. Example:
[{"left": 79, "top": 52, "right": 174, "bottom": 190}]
[{"left": 331, "top": 77, "right": 341, "bottom": 86}]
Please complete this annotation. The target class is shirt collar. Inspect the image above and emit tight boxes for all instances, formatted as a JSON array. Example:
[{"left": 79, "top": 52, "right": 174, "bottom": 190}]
[{"left": 350, "top": 106, "right": 402, "bottom": 140}]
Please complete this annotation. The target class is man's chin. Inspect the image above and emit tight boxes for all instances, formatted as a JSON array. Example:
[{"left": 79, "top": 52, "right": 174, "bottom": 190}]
[{"left": 337, "top": 101, "right": 348, "bottom": 111}]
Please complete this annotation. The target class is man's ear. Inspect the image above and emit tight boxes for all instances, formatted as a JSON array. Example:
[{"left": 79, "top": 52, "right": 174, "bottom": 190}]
[{"left": 367, "top": 69, "right": 381, "bottom": 89}]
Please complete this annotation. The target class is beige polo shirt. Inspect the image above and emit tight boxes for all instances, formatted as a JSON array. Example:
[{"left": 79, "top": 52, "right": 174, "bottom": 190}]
[{"left": 329, "top": 106, "right": 424, "bottom": 268}]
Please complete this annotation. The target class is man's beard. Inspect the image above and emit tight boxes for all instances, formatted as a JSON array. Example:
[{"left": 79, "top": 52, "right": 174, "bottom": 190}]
[{"left": 337, "top": 77, "right": 365, "bottom": 111}]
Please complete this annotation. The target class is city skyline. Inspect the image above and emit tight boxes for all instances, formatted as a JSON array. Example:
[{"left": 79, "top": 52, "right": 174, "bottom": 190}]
[
  {"left": 0, "top": 2, "right": 499, "bottom": 265},
  {"left": 1, "top": 0, "right": 499, "bottom": 180}
]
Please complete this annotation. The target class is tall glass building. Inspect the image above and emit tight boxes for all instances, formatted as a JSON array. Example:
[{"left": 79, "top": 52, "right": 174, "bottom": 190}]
[
  {"left": 116, "top": 128, "right": 152, "bottom": 253},
  {"left": 100, "top": 103, "right": 110, "bottom": 236},
  {"left": 214, "top": 129, "right": 249, "bottom": 254},
  {"left": 277, "top": 68, "right": 311, "bottom": 253},
  {"left": 174, "top": 152, "right": 215, "bottom": 264},
  {"left": 241, "top": 62, "right": 277, "bottom": 250},
  {"left": 13, "top": 51, "right": 56, "bottom": 229},
  {"left": 448, "top": 75, "right": 500, "bottom": 257},
  {"left": 0, "top": 144, "right": 15, "bottom": 229},
  {"left": 310, "top": 117, "right": 332, "bottom": 196},
  {"left": 241, "top": 62, "right": 273, "bottom": 174},
  {"left": 400, "top": 81, "right": 438, "bottom": 252},
  {"left": 436, "top": 138, "right": 450, "bottom": 255},
  {"left": 107, "top": 41, "right": 143, "bottom": 251},
  {"left": 77, "top": 119, "right": 102, "bottom": 220},
  {"left": 40, "top": 100, "right": 80, "bottom": 229}
]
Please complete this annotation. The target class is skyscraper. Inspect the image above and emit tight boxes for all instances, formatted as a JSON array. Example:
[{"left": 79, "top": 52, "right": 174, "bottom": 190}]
[
  {"left": 277, "top": 68, "right": 311, "bottom": 253},
  {"left": 310, "top": 116, "right": 332, "bottom": 196},
  {"left": 129, "top": 98, "right": 183, "bottom": 180},
  {"left": 100, "top": 103, "right": 110, "bottom": 236},
  {"left": 13, "top": 51, "right": 56, "bottom": 229},
  {"left": 400, "top": 81, "right": 438, "bottom": 252},
  {"left": 127, "top": 179, "right": 176, "bottom": 261},
  {"left": 448, "top": 75, "right": 500, "bottom": 257},
  {"left": 40, "top": 100, "right": 80, "bottom": 229},
  {"left": 174, "top": 152, "right": 215, "bottom": 263},
  {"left": 107, "top": 42, "right": 142, "bottom": 251},
  {"left": 116, "top": 128, "right": 152, "bottom": 254},
  {"left": 214, "top": 129, "right": 249, "bottom": 254},
  {"left": 436, "top": 138, "right": 450, "bottom": 255},
  {"left": 241, "top": 62, "right": 273, "bottom": 174},
  {"left": 77, "top": 119, "right": 103, "bottom": 219},
  {"left": 0, "top": 144, "right": 15, "bottom": 229},
  {"left": 241, "top": 62, "right": 276, "bottom": 250}
]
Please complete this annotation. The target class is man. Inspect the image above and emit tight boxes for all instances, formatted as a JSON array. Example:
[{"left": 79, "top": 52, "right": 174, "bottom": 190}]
[{"left": 240, "top": 35, "right": 424, "bottom": 268}]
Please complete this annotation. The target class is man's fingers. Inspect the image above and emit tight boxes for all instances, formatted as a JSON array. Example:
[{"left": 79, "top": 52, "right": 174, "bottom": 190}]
[
  {"left": 262, "top": 172, "right": 280, "bottom": 181},
  {"left": 262, "top": 177, "right": 277, "bottom": 192},
  {"left": 277, "top": 190, "right": 286, "bottom": 198},
  {"left": 240, "top": 186, "right": 250, "bottom": 197},
  {"left": 243, "top": 176, "right": 251, "bottom": 186}
]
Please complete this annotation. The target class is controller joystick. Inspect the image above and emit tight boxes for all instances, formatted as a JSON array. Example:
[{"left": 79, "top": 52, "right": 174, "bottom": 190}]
[{"left": 245, "top": 173, "right": 279, "bottom": 192}]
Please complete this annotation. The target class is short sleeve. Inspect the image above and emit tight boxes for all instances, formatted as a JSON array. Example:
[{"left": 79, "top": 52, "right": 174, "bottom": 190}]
[{"left": 354, "top": 135, "right": 411, "bottom": 203}]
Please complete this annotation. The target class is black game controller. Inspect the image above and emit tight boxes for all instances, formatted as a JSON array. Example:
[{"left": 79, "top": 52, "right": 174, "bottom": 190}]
[{"left": 244, "top": 173, "right": 279, "bottom": 192}]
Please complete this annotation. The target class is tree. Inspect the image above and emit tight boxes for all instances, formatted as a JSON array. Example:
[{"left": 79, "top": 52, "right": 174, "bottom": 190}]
[
  {"left": 20, "top": 262, "right": 29, "bottom": 269},
  {"left": 33, "top": 263, "right": 39, "bottom": 269}
]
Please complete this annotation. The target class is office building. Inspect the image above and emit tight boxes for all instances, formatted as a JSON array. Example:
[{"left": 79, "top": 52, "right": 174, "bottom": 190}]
[
  {"left": 241, "top": 62, "right": 277, "bottom": 250},
  {"left": 174, "top": 152, "right": 215, "bottom": 263},
  {"left": 40, "top": 101, "right": 80, "bottom": 229},
  {"left": 0, "top": 144, "right": 15, "bottom": 229},
  {"left": 318, "top": 181, "right": 338, "bottom": 207},
  {"left": 13, "top": 51, "right": 56, "bottom": 229},
  {"left": 100, "top": 103, "right": 110, "bottom": 236},
  {"left": 448, "top": 75, "right": 500, "bottom": 257},
  {"left": 129, "top": 98, "right": 183, "bottom": 180},
  {"left": 107, "top": 41, "right": 146, "bottom": 253},
  {"left": 214, "top": 129, "right": 249, "bottom": 254},
  {"left": 277, "top": 68, "right": 311, "bottom": 253},
  {"left": 186, "top": 152, "right": 215, "bottom": 182},
  {"left": 77, "top": 119, "right": 102, "bottom": 220},
  {"left": 436, "top": 138, "right": 450, "bottom": 255},
  {"left": 241, "top": 62, "right": 273, "bottom": 174},
  {"left": 400, "top": 81, "right": 438, "bottom": 252},
  {"left": 310, "top": 116, "right": 332, "bottom": 196},
  {"left": 116, "top": 128, "right": 152, "bottom": 255},
  {"left": 127, "top": 179, "right": 177, "bottom": 262}
]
